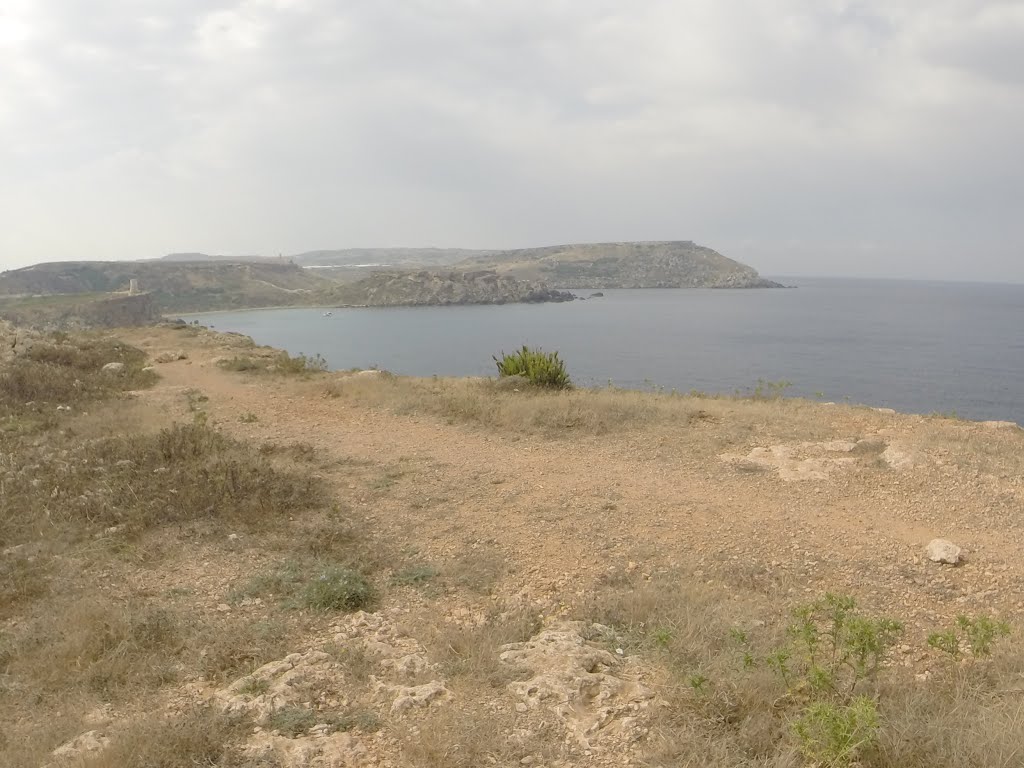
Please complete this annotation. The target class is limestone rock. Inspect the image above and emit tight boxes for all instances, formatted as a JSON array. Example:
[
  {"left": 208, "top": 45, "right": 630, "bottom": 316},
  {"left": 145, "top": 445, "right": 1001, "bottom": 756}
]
[
  {"left": 881, "top": 444, "right": 915, "bottom": 469},
  {"left": 389, "top": 681, "right": 449, "bottom": 715},
  {"left": 926, "top": 539, "right": 962, "bottom": 565},
  {"left": 101, "top": 361, "right": 125, "bottom": 373},
  {"left": 500, "top": 622, "right": 655, "bottom": 749},
  {"left": 47, "top": 730, "right": 110, "bottom": 765},
  {"left": 240, "top": 731, "right": 368, "bottom": 768},
  {"left": 154, "top": 350, "right": 187, "bottom": 363},
  {"left": 719, "top": 440, "right": 863, "bottom": 481},
  {"left": 216, "top": 650, "right": 338, "bottom": 722}
]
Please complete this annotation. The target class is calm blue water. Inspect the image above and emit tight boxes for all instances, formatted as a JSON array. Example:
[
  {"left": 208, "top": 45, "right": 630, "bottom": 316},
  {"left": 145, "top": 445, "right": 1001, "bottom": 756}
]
[{"left": 193, "top": 278, "right": 1024, "bottom": 424}]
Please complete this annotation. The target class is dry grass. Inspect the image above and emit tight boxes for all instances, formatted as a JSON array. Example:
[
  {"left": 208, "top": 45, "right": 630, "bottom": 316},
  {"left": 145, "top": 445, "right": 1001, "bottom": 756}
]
[
  {"left": 396, "top": 704, "right": 558, "bottom": 768},
  {"left": 1, "top": 419, "right": 326, "bottom": 548},
  {"left": 324, "top": 375, "right": 693, "bottom": 436},
  {"left": 320, "top": 372, "right": 862, "bottom": 445},
  {"left": 2, "top": 335, "right": 156, "bottom": 406},
  {"left": 870, "top": 665, "right": 1024, "bottom": 767},
  {"left": 911, "top": 419, "right": 1024, "bottom": 479},
  {"left": 77, "top": 708, "right": 263, "bottom": 768},
  {"left": 218, "top": 350, "right": 328, "bottom": 375},
  {"left": 7, "top": 327, "right": 1022, "bottom": 768},
  {"left": 418, "top": 609, "right": 541, "bottom": 687},
  {"left": 0, "top": 329, "right": 369, "bottom": 767},
  {"left": 579, "top": 575, "right": 1024, "bottom": 767},
  {"left": 447, "top": 544, "right": 507, "bottom": 595},
  {"left": 2, "top": 596, "right": 181, "bottom": 699}
]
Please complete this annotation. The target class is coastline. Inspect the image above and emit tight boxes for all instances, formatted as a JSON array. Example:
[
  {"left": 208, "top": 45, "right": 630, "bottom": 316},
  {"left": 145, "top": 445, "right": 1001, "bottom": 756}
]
[
  {"left": 167, "top": 323, "right": 1021, "bottom": 428},
  {"left": 166, "top": 281, "right": 1024, "bottom": 426}
]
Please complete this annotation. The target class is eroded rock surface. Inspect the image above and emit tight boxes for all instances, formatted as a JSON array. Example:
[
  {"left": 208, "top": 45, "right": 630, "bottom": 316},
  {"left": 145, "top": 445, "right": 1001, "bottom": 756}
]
[{"left": 500, "top": 621, "right": 655, "bottom": 749}]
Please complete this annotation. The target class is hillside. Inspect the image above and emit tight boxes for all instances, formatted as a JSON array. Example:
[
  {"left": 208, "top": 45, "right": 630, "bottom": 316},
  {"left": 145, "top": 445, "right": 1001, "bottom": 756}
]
[
  {"left": 0, "top": 261, "right": 332, "bottom": 312},
  {"left": 161, "top": 252, "right": 273, "bottom": 262},
  {"left": 4, "top": 322, "right": 1021, "bottom": 768},
  {"left": 1, "top": 241, "right": 777, "bottom": 317},
  {"left": 459, "top": 241, "right": 783, "bottom": 288},
  {"left": 322, "top": 269, "right": 575, "bottom": 306},
  {"left": 0, "top": 292, "right": 161, "bottom": 329},
  {"left": 294, "top": 248, "right": 496, "bottom": 268},
  {"left": 294, "top": 242, "right": 780, "bottom": 289}
]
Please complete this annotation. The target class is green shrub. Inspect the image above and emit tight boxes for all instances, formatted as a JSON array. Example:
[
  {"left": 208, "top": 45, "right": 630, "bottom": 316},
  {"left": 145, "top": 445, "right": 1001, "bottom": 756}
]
[
  {"left": 301, "top": 567, "right": 373, "bottom": 611},
  {"left": 753, "top": 593, "right": 903, "bottom": 697},
  {"left": 265, "top": 706, "right": 316, "bottom": 737},
  {"left": 493, "top": 346, "right": 571, "bottom": 389},
  {"left": 793, "top": 696, "right": 880, "bottom": 767},
  {"left": 929, "top": 614, "right": 1011, "bottom": 660},
  {"left": 733, "top": 594, "right": 901, "bottom": 766}
]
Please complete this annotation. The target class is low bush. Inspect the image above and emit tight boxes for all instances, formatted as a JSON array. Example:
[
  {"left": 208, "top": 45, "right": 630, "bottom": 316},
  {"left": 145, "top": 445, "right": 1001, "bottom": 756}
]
[
  {"left": 231, "top": 561, "right": 373, "bottom": 613},
  {"left": 587, "top": 581, "right": 1020, "bottom": 768},
  {"left": 493, "top": 345, "right": 571, "bottom": 389},
  {"left": 218, "top": 351, "right": 328, "bottom": 375},
  {"left": 265, "top": 706, "right": 317, "bottom": 737},
  {"left": 80, "top": 707, "right": 247, "bottom": 768},
  {"left": 1, "top": 339, "right": 156, "bottom": 411},
  {"left": 301, "top": 567, "right": 374, "bottom": 611},
  {"left": 1, "top": 420, "right": 325, "bottom": 544}
]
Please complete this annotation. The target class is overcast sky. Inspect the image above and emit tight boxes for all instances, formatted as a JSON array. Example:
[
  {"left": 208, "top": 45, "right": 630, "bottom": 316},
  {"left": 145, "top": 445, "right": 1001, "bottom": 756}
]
[{"left": 2, "top": 1, "right": 1022, "bottom": 281}]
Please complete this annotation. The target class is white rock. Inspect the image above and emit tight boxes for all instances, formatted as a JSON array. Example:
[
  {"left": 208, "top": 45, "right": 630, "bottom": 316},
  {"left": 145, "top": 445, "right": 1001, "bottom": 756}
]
[
  {"left": 500, "top": 622, "right": 655, "bottom": 748},
  {"left": 154, "top": 350, "right": 188, "bottom": 364},
  {"left": 101, "top": 362, "right": 125, "bottom": 373},
  {"left": 926, "top": 539, "right": 962, "bottom": 565},
  {"left": 390, "top": 681, "right": 449, "bottom": 715},
  {"left": 49, "top": 730, "right": 110, "bottom": 762},
  {"left": 881, "top": 444, "right": 914, "bottom": 469}
]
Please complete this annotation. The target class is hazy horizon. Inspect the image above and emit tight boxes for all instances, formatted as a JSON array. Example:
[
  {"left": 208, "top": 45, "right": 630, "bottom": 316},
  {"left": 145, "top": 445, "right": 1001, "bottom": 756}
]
[{"left": 2, "top": 2, "right": 1022, "bottom": 283}]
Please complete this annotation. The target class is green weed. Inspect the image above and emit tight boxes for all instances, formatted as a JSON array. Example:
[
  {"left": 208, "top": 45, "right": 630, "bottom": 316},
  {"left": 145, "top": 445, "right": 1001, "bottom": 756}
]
[
  {"left": 793, "top": 696, "right": 880, "bottom": 767},
  {"left": 928, "top": 614, "right": 1011, "bottom": 661},
  {"left": 493, "top": 346, "right": 571, "bottom": 389},
  {"left": 302, "top": 567, "right": 374, "bottom": 612}
]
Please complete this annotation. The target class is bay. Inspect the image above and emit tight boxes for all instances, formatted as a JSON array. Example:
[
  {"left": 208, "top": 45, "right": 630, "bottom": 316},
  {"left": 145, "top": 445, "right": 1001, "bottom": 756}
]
[{"left": 192, "top": 277, "right": 1024, "bottom": 424}]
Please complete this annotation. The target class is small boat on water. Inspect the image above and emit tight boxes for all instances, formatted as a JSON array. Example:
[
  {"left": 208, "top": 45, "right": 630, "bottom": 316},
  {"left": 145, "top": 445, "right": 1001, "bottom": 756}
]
[{"left": 323, "top": 311, "right": 333, "bottom": 317}]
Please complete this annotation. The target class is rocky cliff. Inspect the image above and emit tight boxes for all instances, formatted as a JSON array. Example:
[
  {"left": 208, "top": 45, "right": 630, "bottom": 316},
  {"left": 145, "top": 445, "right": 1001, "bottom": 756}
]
[{"left": 323, "top": 270, "right": 575, "bottom": 307}]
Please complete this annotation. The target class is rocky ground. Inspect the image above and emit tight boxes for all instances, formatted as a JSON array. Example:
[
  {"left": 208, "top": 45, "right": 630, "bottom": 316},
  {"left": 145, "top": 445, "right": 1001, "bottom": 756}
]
[{"left": 7, "top": 322, "right": 1023, "bottom": 767}]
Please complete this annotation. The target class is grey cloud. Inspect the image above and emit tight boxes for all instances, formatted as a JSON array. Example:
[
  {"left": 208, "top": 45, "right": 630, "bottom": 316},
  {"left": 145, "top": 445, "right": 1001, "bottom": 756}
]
[{"left": 0, "top": 0, "right": 1022, "bottom": 281}]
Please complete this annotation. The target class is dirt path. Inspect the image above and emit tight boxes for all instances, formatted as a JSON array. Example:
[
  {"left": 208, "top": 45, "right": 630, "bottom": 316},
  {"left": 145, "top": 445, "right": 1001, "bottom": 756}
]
[{"left": 124, "top": 327, "right": 1024, "bottom": 639}]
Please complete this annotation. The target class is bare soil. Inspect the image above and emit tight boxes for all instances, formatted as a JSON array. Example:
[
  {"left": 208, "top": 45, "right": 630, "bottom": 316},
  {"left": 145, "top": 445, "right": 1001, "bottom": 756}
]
[
  {"left": 123, "top": 326, "right": 1024, "bottom": 639},
  {"left": 8, "top": 322, "right": 1024, "bottom": 768}
]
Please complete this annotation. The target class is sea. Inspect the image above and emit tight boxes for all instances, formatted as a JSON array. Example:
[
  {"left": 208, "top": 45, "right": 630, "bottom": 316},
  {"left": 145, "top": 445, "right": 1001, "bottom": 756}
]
[{"left": 192, "top": 277, "right": 1024, "bottom": 424}]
